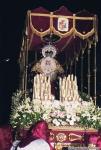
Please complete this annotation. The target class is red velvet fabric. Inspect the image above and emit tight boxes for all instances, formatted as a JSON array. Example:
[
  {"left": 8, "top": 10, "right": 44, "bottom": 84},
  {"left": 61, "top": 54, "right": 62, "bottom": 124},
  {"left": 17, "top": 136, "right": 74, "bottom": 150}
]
[{"left": 0, "top": 125, "right": 13, "bottom": 150}]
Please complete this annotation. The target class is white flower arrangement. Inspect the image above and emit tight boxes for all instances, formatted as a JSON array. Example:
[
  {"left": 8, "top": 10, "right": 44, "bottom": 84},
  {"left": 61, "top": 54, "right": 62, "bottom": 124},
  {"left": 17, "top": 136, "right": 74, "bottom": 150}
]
[
  {"left": 78, "top": 104, "right": 101, "bottom": 129},
  {"left": 10, "top": 90, "right": 101, "bottom": 129}
]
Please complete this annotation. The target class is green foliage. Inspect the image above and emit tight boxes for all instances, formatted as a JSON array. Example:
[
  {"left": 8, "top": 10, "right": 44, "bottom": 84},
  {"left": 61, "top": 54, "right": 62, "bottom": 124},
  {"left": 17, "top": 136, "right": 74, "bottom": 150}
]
[
  {"left": 10, "top": 90, "right": 41, "bottom": 128},
  {"left": 79, "top": 91, "right": 91, "bottom": 101}
]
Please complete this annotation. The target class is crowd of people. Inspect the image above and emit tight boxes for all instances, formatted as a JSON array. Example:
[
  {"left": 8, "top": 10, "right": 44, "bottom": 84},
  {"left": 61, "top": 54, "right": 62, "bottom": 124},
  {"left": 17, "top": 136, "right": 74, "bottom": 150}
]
[
  {"left": 10, "top": 120, "right": 54, "bottom": 150},
  {"left": 0, "top": 120, "right": 101, "bottom": 150}
]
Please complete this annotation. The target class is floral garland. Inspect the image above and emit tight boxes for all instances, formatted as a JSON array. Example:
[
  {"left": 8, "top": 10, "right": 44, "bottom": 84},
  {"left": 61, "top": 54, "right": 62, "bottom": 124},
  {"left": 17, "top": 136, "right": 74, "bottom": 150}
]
[{"left": 10, "top": 90, "right": 101, "bottom": 129}]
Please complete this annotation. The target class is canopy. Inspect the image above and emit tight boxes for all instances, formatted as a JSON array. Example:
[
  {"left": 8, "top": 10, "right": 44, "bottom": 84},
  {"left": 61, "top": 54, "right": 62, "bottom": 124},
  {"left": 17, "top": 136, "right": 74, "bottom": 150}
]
[
  {"left": 21, "top": 6, "right": 98, "bottom": 64},
  {"left": 20, "top": 6, "right": 98, "bottom": 103}
]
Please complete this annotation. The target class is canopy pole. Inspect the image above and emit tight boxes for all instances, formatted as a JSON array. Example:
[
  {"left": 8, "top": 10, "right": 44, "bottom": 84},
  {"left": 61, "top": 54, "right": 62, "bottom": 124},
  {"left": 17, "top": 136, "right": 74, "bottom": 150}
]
[
  {"left": 93, "top": 41, "right": 97, "bottom": 105},
  {"left": 80, "top": 49, "right": 84, "bottom": 93},
  {"left": 22, "top": 37, "right": 26, "bottom": 93},
  {"left": 93, "top": 15, "right": 98, "bottom": 105},
  {"left": 70, "top": 62, "right": 73, "bottom": 75},
  {"left": 74, "top": 53, "right": 78, "bottom": 77},
  {"left": 87, "top": 43, "right": 91, "bottom": 97},
  {"left": 24, "top": 11, "right": 30, "bottom": 98},
  {"left": 35, "top": 51, "right": 38, "bottom": 62},
  {"left": 65, "top": 50, "right": 68, "bottom": 76},
  {"left": 24, "top": 36, "right": 28, "bottom": 95}
]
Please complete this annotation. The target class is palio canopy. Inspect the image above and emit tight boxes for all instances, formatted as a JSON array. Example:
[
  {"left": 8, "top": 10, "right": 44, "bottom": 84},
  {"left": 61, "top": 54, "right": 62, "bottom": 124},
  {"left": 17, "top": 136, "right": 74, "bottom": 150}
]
[{"left": 23, "top": 6, "right": 98, "bottom": 64}]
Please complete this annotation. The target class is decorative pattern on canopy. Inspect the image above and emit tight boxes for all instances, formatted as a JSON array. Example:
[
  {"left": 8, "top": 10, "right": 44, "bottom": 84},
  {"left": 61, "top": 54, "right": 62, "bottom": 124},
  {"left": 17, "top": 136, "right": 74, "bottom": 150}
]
[{"left": 26, "top": 6, "right": 98, "bottom": 53}]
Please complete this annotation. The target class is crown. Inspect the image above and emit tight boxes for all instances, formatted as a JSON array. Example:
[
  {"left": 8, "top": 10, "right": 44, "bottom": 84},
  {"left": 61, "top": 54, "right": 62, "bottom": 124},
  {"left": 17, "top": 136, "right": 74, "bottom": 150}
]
[{"left": 42, "top": 44, "right": 57, "bottom": 58}]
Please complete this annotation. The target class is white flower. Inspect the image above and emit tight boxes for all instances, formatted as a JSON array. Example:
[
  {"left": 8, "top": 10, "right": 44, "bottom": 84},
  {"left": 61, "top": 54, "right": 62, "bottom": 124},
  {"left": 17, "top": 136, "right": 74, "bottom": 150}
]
[
  {"left": 26, "top": 110, "right": 33, "bottom": 113},
  {"left": 61, "top": 121, "right": 67, "bottom": 126},
  {"left": 42, "top": 113, "right": 50, "bottom": 120},
  {"left": 34, "top": 107, "right": 41, "bottom": 113},
  {"left": 13, "top": 113, "right": 19, "bottom": 119},
  {"left": 75, "top": 116, "right": 80, "bottom": 121},
  {"left": 23, "top": 114, "right": 26, "bottom": 118},
  {"left": 92, "top": 115, "right": 97, "bottom": 121},
  {"left": 11, "top": 90, "right": 101, "bottom": 129},
  {"left": 52, "top": 119, "right": 60, "bottom": 126},
  {"left": 71, "top": 116, "right": 76, "bottom": 122},
  {"left": 66, "top": 114, "right": 71, "bottom": 119},
  {"left": 52, "top": 100, "right": 60, "bottom": 108},
  {"left": 69, "top": 120, "right": 75, "bottom": 126}
]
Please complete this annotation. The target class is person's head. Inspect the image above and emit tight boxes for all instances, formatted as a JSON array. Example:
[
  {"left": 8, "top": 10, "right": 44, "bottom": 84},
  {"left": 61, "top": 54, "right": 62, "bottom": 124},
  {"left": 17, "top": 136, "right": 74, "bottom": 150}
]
[
  {"left": 18, "top": 120, "right": 51, "bottom": 148},
  {"left": 31, "top": 120, "right": 50, "bottom": 141}
]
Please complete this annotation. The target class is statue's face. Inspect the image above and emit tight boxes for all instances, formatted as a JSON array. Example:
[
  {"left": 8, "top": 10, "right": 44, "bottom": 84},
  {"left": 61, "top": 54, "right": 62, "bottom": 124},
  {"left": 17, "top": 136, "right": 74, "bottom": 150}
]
[{"left": 41, "top": 57, "right": 56, "bottom": 75}]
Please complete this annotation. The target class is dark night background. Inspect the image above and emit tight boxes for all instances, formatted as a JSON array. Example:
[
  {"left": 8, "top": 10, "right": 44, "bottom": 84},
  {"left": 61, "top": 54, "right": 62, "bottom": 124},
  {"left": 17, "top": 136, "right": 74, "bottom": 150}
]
[{"left": 0, "top": 0, "right": 101, "bottom": 125}]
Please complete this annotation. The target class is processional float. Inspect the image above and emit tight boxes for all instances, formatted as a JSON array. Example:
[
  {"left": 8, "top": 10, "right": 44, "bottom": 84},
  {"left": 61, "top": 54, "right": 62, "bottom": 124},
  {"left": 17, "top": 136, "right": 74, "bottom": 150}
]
[{"left": 19, "top": 6, "right": 98, "bottom": 104}]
